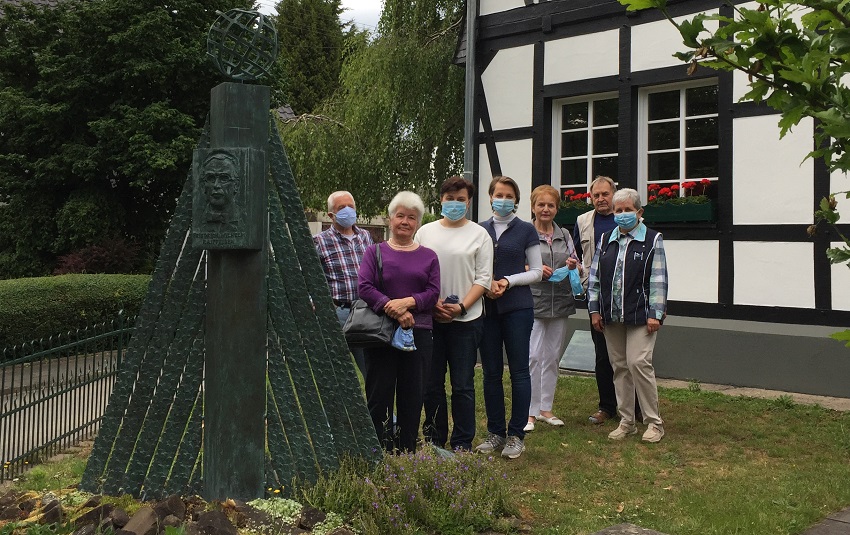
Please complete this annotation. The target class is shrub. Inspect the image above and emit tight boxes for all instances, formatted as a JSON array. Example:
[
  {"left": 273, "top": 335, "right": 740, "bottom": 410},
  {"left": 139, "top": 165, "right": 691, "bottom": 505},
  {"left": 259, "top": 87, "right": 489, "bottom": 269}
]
[
  {"left": 0, "top": 274, "right": 150, "bottom": 350},
  {"left": 53, "top": 237, "right": 142, "bottom": 275}
]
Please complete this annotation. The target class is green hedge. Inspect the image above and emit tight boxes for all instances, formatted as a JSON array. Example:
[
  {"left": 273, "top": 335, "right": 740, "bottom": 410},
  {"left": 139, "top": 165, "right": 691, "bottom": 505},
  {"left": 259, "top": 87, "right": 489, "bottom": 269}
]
[{"left": 0, "top": 274, "right": 151, "bottom": 349}]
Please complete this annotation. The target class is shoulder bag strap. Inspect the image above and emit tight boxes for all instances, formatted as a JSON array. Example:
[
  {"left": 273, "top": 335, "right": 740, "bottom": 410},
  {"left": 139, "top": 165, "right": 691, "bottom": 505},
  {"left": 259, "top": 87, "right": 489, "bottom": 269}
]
[{"left": 376, "top": 242, "right": 384, "bottom": 291}]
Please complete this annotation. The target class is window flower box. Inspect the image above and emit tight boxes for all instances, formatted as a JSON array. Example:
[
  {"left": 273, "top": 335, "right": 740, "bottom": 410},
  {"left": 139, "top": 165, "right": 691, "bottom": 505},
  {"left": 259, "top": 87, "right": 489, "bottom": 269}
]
[
  {"left": 642, "top": 200, "right": 715, "bottom": 223},
  {"left": 643, "top": 180, "right": 716, "bottom": 223},
  {"left": 554, "top": 206, "right": 594, "bottom": 226}
]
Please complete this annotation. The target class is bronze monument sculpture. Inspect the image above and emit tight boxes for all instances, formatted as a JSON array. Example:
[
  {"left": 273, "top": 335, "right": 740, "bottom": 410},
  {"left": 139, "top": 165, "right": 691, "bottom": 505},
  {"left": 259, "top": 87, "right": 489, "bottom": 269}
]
[{"left": 81, "top": 9, "right": 381, "bottom": 501}]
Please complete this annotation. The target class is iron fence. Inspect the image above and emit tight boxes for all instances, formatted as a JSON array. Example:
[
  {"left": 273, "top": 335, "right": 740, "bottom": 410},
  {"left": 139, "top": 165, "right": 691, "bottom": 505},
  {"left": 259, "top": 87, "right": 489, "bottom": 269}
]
[{"left": 1, "top": 312, "right": 134, "bottom": 483}]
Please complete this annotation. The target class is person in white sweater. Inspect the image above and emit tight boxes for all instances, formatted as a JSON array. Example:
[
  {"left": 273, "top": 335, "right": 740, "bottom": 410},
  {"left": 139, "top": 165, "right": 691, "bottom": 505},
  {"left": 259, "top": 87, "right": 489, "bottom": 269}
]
[{"left": 415, "top": 176, "right": 494, "bottom": 452}]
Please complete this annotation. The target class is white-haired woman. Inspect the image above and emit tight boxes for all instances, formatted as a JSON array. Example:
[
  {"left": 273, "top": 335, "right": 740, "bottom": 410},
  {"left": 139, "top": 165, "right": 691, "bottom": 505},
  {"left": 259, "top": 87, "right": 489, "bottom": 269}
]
[
  {"left": 358, "top": 191, "right": 441, "bottom": 453},
  {"left": 587, "top": 188, "right": 668, "bottom": 443}
]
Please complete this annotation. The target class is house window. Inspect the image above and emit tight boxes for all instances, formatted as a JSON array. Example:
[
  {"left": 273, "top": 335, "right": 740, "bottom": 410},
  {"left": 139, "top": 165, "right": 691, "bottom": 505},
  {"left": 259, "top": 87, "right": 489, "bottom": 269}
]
[
  {"left": 552, "top": 94, "right": 618, "bottom": 201},
  {"left": 638, "top": 80, "right": 719, "bottom": 202}
]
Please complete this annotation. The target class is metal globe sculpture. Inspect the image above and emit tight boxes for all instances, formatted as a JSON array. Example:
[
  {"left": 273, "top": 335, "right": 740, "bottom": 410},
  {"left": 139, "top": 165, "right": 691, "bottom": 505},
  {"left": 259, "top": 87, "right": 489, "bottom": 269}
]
[{"left": 207, "top": 9, "right": 278, "bottom": 81}]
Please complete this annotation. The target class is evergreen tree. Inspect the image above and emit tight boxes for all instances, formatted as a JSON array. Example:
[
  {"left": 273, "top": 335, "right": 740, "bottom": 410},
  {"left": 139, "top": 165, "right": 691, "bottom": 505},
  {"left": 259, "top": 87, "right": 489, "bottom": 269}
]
[
  {"left": 0, "top": 0, "right": 251, "bottom": 277},
  {"left": 273, "top": 0, "right": 347, "bottom": 113}
]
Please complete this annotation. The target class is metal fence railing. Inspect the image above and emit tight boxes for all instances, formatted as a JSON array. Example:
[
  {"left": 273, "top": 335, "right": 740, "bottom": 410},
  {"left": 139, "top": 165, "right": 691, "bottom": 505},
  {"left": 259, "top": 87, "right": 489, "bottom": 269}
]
[{"left": 1, "top": 312, "right": 134, "bottom": 483}]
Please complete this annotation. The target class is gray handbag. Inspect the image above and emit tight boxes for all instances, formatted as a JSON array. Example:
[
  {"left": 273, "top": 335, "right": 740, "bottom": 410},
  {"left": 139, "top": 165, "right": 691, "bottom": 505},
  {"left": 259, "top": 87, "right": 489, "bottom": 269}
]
[{"left": 342, "top": 244, "right": 396, "bottom": 347}]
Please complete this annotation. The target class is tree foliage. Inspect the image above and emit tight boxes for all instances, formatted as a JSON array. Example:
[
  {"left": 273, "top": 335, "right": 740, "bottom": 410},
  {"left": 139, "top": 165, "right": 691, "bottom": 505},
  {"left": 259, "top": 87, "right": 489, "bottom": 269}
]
[
  {"left": 279, "top": 0, "right": 466, "bottom": 217},
  {"left": 0, "top": 0, "right": 250, "bottom": 278},
  {"left": 618, "top": 0, "right": 850, "bottom": 343},
  {"left": 273, "top": 0, "right": 348, "bottom": 113}
]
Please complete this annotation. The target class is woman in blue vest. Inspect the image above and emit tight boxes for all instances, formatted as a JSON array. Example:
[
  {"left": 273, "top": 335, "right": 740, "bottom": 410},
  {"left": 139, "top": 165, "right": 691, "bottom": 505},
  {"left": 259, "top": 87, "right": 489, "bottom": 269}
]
[
  {"left": 475, "top": 176, "right": 543, "bottom": 459},
  {"left": 587, "top": 188, "right": 668, "bottom": 443}
]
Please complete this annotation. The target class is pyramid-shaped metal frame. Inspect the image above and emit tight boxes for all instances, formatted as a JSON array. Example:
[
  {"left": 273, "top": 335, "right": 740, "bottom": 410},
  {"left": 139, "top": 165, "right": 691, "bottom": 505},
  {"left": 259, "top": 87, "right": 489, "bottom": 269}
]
[{"left": 80, "top": 118, "right": 381, "bottom": 500}]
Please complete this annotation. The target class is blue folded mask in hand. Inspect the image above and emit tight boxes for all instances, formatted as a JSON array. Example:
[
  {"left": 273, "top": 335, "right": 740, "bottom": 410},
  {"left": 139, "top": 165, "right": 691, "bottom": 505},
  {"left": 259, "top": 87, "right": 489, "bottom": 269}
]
[
  {"left": 391, "top": 326, "right": 417, "bottom": 352},
  {"left": 548, "top": 266, "right": 584, "bottom": 297}
]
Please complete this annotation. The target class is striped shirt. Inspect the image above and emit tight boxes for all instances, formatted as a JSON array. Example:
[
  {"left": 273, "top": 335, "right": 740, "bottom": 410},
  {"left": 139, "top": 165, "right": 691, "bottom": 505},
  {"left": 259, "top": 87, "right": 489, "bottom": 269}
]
[
  {"left": 313, "top": 225, "right": 373, "bottom": 303},
  {"left": 587, "top": 222, "right": 668, "bottom": 322}
]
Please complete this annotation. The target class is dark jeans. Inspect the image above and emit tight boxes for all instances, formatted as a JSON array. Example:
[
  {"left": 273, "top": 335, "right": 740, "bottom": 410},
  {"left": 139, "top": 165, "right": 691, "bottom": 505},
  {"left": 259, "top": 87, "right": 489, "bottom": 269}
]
[
  {"left": 364, "top": 328, "right": 432, "bottom": 453},
  {"left": 336, "top": 305, "right": 366, "bottom": 376},
  {"left": 423, "top": 317, "right": 483, "bottom": 451},
  {"left": 480, "top": 307, "right": 534, "bottom": 439},
  {"left": 590, "top": 320, "right": 641, "bottom": 419}
]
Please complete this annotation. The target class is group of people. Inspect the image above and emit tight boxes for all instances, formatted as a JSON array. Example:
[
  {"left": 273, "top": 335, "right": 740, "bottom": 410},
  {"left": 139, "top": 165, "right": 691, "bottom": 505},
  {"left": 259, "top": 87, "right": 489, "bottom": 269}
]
[{"left": 313, "top": 175, "right": 669, "bottom": 459}]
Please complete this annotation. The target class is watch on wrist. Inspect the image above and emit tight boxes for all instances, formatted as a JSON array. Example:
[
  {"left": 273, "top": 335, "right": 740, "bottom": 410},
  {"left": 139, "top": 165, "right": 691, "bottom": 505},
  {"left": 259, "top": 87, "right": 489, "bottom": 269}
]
[{"left": 458, "top": 303, "right": 468, "bottom": 317}]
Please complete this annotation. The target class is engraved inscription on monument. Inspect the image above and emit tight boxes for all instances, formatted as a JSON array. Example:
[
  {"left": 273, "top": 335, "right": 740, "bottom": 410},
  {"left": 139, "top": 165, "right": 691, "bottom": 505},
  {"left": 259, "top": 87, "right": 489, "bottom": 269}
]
[{"left": 192, "top": 147, "right": 266, "bottom": 250}]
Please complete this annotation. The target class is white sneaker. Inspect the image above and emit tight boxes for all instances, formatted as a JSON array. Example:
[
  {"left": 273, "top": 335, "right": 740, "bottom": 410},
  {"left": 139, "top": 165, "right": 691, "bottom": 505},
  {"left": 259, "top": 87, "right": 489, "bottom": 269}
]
[
  {"left": 642, "top": 423, "right": 665, "bottom": 443},
  {"left": 501, "top": 436, "right": 526, "bottom": 459},
  {"left": 608, "top": 423, "right": 637, "bottom": 440},
  {"left": 474, "top": 433, "right": 506, "bottom": 454},
  {"left": 523, "top": 420, "right": 535, "bottom": 432}
]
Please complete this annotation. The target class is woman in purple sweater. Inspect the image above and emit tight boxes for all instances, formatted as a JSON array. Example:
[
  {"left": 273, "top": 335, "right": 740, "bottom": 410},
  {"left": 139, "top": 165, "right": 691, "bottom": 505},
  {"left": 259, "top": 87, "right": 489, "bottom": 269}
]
[{"left": 358, "top": 191, "right": 440, "bottom": 453}]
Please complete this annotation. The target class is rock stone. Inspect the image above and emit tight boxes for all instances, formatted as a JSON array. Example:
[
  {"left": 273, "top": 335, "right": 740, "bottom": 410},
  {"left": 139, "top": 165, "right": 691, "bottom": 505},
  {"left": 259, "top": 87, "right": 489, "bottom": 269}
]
[
  {"left": 154, "top": 495, "right": 186, "bottom": 522},
  {"left": 0, "top": 505, "right": 23, "bottom": 521},
  {"left": 297, "top": 506, "right": 326, "bottom": 530},
  {"left": 82, "top": 496, "right": 102, "bottom": 508},
  {"left": 73, "top": 524, "right": 96, "bottom": 535},
  {"left": 19, "top": 499, "right": 37, "bottom": 514},
  {"left": 161, "top": 515, "right": 182, "bottom": 529},
  {"left": 329, "top": 528, "right": 356, "bottom": 535},
  {"left": 111, "top": 508, "right": 131, "bottom": 528},
  {"left": 74, "top": 504, "right": 115, "bottom": 527},
  {"left": 41, "top": 492, "right": 58, "bottom": 505},
  {"left": 0, "top": 491, "right": 21, "bottom": 508},
  {"left": 122, "top": 506, "right": 160, "bottom": 535},
  {"left": 196, "top": 510, "right": 237, "bottom": 535},
  {"left": 40, "top": 500, "right": 63, "bottom": 525}
]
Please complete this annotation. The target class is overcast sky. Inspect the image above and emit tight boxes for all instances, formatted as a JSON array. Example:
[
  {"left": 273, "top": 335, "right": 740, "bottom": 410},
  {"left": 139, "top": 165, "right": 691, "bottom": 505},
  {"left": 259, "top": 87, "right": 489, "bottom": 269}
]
[{"left": 257, "top": 0, "right": 383, "bottom": 32}]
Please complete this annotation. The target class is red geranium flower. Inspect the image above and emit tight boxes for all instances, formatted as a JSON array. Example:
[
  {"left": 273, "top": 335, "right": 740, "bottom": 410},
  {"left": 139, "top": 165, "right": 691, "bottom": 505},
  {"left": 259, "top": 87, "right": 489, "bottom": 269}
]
[
  {"left": 564, "top": 189, "right": 575, "bottom": 197},
  {"left": 682, "top": 181, "right": 697, "bottom": 190},
  {"left": 671, "top": 184, "right": 680, "bottom": 192},
  {"left": 648, "top": 184, "right": 661, "bottom": 192},
  {"left": 649, "top": 195, "right": 657, "bottom": 201},
  {"left": 658, "top": 187, "right": 672, "bottom": 196},
  {"left": 700, "top": 179, "right": 711, "bottom": 185}
]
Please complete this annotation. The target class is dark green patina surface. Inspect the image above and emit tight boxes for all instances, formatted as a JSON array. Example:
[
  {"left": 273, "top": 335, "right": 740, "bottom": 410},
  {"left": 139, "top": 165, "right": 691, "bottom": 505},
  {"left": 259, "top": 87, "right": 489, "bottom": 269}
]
[{"left": 80, "top": 115, "right": 381, "bottom": 500}]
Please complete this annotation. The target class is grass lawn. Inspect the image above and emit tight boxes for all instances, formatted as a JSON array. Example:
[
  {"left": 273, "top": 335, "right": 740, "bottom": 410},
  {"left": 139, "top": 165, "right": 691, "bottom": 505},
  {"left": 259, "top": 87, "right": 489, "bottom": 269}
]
[
  {"left": 490, "top": 374, "right": 850, "bottom": 534},
  {"left": 4, "top": 373, "right": 850, "bottom": 535}
]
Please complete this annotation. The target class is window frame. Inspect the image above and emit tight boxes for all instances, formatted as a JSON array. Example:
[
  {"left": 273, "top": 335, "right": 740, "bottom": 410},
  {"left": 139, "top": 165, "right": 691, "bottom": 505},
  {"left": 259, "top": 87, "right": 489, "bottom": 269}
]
[
  {"left": 637, "top": 78, "right": 719, "bottom": 198},
  {"left": 551, "top": 91, "right": 619, "bottom": 196}
]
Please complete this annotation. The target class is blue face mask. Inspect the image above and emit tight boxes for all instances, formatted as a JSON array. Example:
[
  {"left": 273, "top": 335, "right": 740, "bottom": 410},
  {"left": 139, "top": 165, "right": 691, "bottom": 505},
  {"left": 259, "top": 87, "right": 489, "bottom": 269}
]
[
  {"left": 492, "top": 199, "right": 515, "bottom": 217},
  {"left": 334, "top": 206, "right": 357, "bottom": 228},
  {"left": 614, "top": 211, "right": 638, "bottom": 229},
  {"left": 441, "top": 200, "right": 467, "bottom": 221}
]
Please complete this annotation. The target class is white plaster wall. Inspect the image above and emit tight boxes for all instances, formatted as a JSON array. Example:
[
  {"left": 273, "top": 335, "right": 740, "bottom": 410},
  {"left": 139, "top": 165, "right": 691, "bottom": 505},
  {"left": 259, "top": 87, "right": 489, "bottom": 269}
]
[
  {"left": 663, "top": 240, "right": 719, "bottom": 303},
  {"left": 476, "top": 139, "right": 534, "bottom": 221},
  {"left": 732, "top": 115, "right": 814, "bottom": 225},
  {"left": 631, "top": 12, "right": 718, "bottom": 72},
  {"left": 732, "top": 70, "right": 751, "bottom": 103},
  {"left": 479, "top": 0, "right": 525, "bottom": 17},
  {"left": 831, "top": 241, "right": 850, "bottom": 311},
  {"left": 831, "top": 170, "right": 850, "bottom": 215},
  {"left": 481, "top": 46, "right": 535, "bottom": 131},
  {"left": 477, "top": 143, "right": 492, "bottom": 221},
  {"left": 734, "top": 242, "right": 815, "bottom": 308},
  {"left": 544, "top": 30, "right": 619, "bottom": 85}
]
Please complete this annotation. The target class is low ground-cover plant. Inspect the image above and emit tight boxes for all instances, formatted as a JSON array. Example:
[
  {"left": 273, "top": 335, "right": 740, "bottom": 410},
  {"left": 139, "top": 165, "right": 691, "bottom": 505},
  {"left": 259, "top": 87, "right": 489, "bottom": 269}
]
[{"left": 295, "top": 447, "right": 516, "bottom": 535}]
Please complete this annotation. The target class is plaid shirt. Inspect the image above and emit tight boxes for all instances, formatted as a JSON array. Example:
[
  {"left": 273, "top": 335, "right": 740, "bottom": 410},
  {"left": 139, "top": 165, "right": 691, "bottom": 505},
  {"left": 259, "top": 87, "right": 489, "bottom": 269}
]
[
  {"left": 313, "top": 225, "right": 373, "bottom": 303},
  {"left": 587, "top": 222, "right": 667, "bottom": 322}
]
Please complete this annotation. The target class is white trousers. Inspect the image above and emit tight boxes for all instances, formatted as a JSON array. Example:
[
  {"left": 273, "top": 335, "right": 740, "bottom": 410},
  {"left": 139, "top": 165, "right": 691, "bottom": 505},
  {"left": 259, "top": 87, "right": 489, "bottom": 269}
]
[
  {"left": 603, "top": 322, "right": 662, "bottom": 426},
  {"left": 528, "top": 317, "right": 570, "bottom": 416}
]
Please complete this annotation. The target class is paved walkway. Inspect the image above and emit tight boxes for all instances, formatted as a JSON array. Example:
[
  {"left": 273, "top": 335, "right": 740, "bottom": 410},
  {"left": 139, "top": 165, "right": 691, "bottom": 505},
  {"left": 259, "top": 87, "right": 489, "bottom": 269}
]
[{"left": 582, "top": 375, "right": 850, "bottom": 535}]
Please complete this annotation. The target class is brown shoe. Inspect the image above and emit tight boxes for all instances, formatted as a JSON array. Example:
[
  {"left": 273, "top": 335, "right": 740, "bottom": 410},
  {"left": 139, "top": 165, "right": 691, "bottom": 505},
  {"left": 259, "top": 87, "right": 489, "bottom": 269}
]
[{"left": 588, "top": 410, "right": 610, "bottom": 425}]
